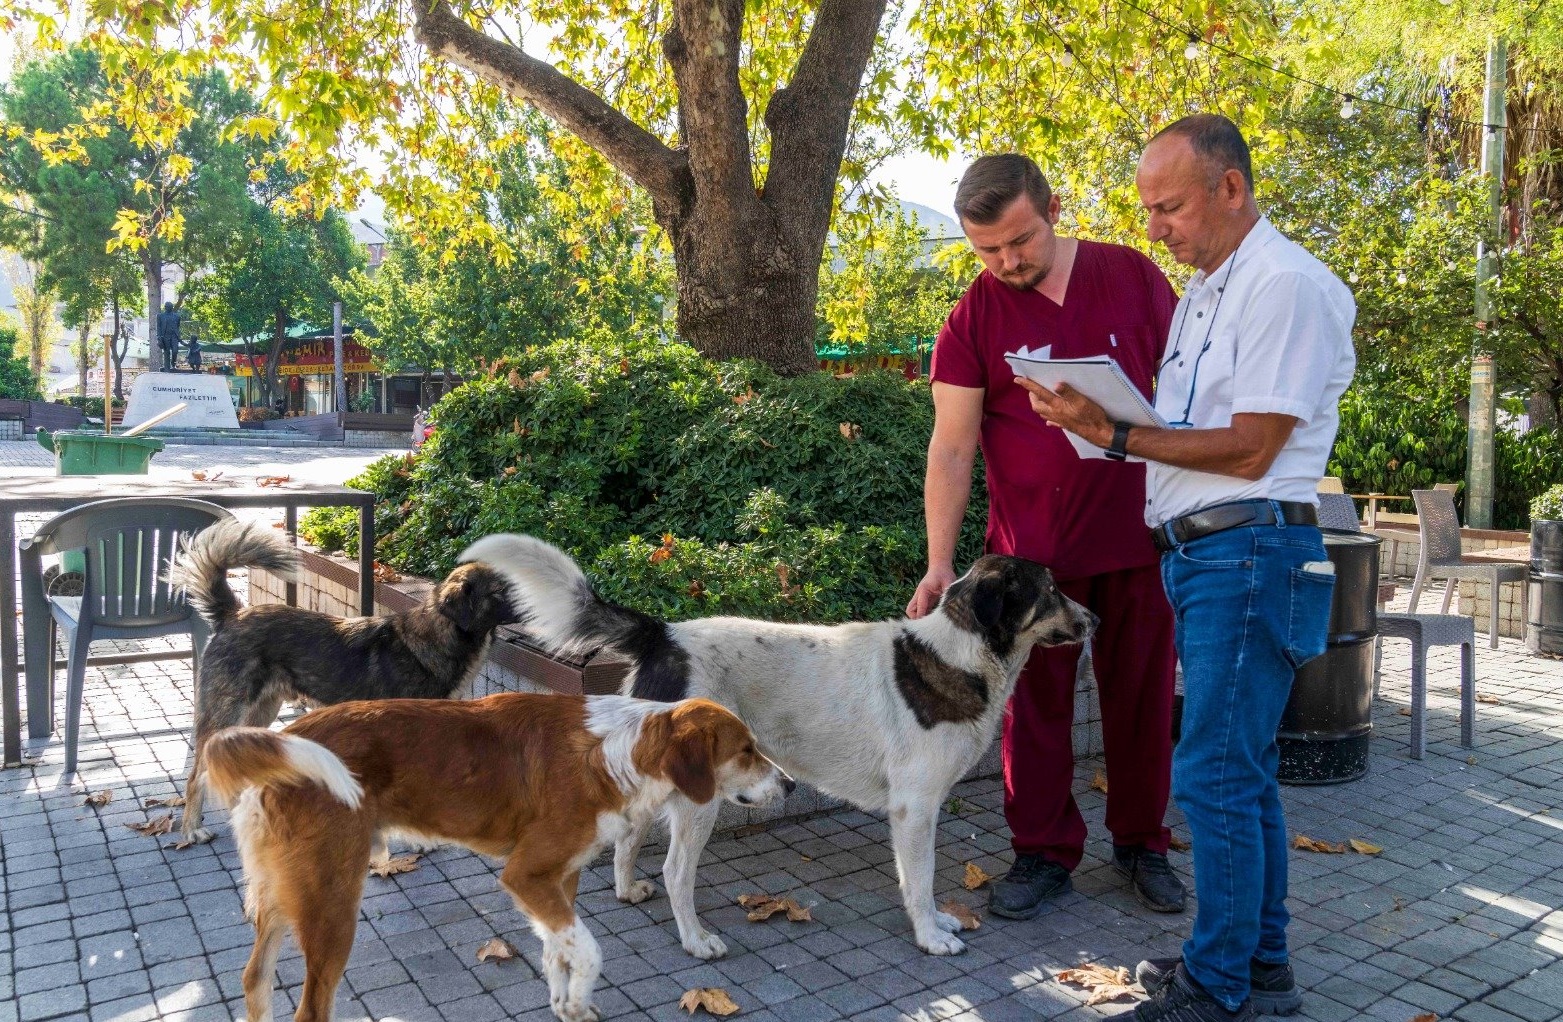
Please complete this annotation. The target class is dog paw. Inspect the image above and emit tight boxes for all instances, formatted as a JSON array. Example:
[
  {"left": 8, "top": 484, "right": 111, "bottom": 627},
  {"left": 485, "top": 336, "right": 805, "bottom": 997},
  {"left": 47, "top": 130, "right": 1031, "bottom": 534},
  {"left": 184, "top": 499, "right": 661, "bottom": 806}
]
[
  {"left": 617, "top": 879, "right": 656, "bottom": 904},
  {"left": 181, "top": 827, "right": 216, "bottom": 846},
  {"left": 682, "top": 930, "right": 727, "bottom": 960},
  {"left": 549, "top": 998, "right": 598, "bottom": 1022},
  {"left": 935, "top": 910, "right": 964, "bottom": 933},
  {"left": 916, "top": 929, "right": 966, "bottom": 956}
]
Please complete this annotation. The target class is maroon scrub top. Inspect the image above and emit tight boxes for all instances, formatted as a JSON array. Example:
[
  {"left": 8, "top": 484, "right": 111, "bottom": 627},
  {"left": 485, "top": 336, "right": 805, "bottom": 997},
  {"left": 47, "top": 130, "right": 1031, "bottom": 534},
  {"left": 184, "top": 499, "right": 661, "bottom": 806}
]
[{"left": 931, "top": 240, "right": 1177, "bottom": 581}]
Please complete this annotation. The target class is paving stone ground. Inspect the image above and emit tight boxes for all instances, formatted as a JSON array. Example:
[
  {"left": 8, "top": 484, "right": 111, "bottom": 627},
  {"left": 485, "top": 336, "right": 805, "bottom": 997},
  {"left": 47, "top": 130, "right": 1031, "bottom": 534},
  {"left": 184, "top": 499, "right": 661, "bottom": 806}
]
[{"left": 3, "top": 442, "right": 1561, "bottom": 1022}]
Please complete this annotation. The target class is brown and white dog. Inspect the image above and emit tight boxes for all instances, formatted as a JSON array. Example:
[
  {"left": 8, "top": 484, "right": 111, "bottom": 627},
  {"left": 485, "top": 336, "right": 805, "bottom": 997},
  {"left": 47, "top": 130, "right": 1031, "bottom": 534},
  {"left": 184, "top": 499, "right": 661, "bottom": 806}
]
[{"left": 202, "top": 694, "right": 789, "bottom": 1022}]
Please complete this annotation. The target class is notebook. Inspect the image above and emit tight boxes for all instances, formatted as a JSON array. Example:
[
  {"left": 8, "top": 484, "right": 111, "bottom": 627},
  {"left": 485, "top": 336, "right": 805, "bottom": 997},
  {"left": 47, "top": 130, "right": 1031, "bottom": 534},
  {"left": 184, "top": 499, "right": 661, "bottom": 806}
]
[{"left": 1003, "top": 347, "right": 1167, "bottom": 461}]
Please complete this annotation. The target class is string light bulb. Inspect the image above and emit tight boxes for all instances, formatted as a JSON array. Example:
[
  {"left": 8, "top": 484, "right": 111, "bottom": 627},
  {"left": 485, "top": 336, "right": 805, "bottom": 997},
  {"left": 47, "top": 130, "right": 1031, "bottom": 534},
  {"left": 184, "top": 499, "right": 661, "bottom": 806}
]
[
  {"left": 1348, "top": 271, "right": 1359, "bottom": 284},
  {"left": 1183, "top": 33, "right": 1202, "bottom": 60},
  {"left": 1339, "top": 95, "right": 1356, "bottom": 119},
  {"left": 1396, "top": 271, "right": 1408, "bottom": 285},
  {"left": 1060, "top": 45, "right": 1075, "bottom": 67}
]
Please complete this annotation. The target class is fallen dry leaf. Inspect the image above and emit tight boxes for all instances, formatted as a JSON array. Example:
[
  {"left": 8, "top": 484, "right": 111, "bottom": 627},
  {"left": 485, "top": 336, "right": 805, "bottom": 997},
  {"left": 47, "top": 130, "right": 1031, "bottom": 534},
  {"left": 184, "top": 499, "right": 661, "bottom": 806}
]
[
  {"left": 1466, "top": 755, "right": 1478, "bottom": 766},
  {"left": 963, "top": 863, "right": 994, "bottom": 890},
  {"left": 369, "top": 853, "right": 422, "bottom": 877},
  {"left": 1090, "top": 770, "right": 1109, "bottom": 795},
  {"left": 731, "top": 386, "right": 756, "bottom": 406},
  {"left": 1057, "top": 963, "right": 1136, "bottom": 1006},
  {"left": 475, "top": 938, "right": 520, "bottom": 963},
  {"left": 372, "top": 561, "right": 403, "bottom": 583},
  {"left": 144, "top": 795, "right": 185, "bottom": 808},
  {"left": 126, "top": 813, "right": 175, "bottom": 837},
  {"left": 83, "top": 789, "right": 113, "bottom": 808},
  {"left": 679, "top": 988, "right": 740, "bottom": 1016},
  {"left": 838, "top": 422, "right": 862, "bottom": 441},
  {"left": 1475, "top": 693, "right": 1500, "bottom": 704},
  {"left": 938, "top": 900, "right": 981, "bottom": 930},
  {"left": 502, "top": 465, "right": 517, "bottom": 476},
  {"left": 736, "top": 894, "right": 811, "bottom": 922},
  {"left": 1349, "top": 839, "right": 1383, "bottom": 855},
  {"left": 1169, "top": 835, "right": 1191, "bottom": 852},
  {"left": 1409, "top": 1014, "right": 1438, "bottom": 1022},
  {"left": 530, "top": 369, "right": 550, "bottom": 384},
  {"left": 1397, "top": 707, "right": 1413, "bottom": 716},
  {"left": 649, "top": 546, "right": 672, "bottom": 564},
  {"left": 1292, "top": 835, "right": 1347, "bottom": 854},
  {"left": 256, "top": 475, "right": 291, "bottom": 487}
]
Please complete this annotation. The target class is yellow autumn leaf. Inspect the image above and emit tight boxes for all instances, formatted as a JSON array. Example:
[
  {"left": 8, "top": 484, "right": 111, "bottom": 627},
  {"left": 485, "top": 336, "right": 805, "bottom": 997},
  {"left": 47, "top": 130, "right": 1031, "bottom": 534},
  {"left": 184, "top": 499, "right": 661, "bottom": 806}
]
[
  {"left": 679, "top": 987, "right": 740, "bottom": 1016},
  {"left": 475, "top": 938, "right": 519, "bottom": 962},
  {"left": 1292, "top": 835, "right": 1347, "bottom": 854},
  {"left": 1348, "top": 839, "right": 1383, "bottom": 855},
  {"left": 938, "top": 900, "right": 981, "bottom": 930},
  {"left": 963, "top": 862, "right": 994, "bottom": 890},
  {"left": 369, "top": 853, "right": 422, "bottom": 877}
]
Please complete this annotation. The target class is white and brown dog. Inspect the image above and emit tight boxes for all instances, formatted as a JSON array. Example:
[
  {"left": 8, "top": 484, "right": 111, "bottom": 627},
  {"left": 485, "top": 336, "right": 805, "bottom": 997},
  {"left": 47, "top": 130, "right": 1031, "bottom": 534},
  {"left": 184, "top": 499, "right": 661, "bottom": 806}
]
[
  {"left": 202, "top": 694, "right": 789, "bottom": 1022},
  {"left": 464, "top": 534, "right": 1096, "bottom": 958}
]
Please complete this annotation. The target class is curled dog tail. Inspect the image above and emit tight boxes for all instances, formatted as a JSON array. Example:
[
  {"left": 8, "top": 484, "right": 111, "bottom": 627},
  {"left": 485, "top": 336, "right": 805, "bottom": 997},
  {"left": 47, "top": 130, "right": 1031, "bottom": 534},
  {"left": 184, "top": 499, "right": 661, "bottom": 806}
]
[
  {"left": 460, "top": 534, "right": 691, "bottom": 701},
  {"left": 166, "top": 520, "right": 301, "bottom": 630},
  {"left": 202, "top": 727, "right": 363, "bottom": 809}
]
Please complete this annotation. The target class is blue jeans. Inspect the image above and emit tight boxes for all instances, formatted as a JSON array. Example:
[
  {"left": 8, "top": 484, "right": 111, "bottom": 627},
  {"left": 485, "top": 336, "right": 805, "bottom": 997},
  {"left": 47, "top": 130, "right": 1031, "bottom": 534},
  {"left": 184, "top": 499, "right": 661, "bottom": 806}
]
[{"left": 1160, "top": 515, "right": 1334, "bottom": 1010}]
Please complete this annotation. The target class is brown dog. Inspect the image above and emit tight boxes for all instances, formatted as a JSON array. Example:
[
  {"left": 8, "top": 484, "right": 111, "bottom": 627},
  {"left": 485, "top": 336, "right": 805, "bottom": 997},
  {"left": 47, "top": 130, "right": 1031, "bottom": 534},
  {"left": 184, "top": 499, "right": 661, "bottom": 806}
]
[{"left": 202, "top": 694, "right": 790, "bottom": 1022}]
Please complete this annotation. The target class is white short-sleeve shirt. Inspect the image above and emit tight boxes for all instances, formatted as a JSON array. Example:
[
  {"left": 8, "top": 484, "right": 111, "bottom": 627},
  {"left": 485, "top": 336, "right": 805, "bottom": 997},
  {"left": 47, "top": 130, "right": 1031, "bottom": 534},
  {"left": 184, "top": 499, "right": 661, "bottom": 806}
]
[{"left": 1145, "top": 217, "right": 1357, "bottom": 527}]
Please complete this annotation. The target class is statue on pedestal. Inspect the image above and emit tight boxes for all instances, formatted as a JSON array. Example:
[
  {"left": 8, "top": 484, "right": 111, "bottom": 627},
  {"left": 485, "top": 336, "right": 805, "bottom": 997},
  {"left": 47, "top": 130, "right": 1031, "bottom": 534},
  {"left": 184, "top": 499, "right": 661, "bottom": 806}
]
[{"left": 156, "top": 302, "right": 182, "bottom": 373}]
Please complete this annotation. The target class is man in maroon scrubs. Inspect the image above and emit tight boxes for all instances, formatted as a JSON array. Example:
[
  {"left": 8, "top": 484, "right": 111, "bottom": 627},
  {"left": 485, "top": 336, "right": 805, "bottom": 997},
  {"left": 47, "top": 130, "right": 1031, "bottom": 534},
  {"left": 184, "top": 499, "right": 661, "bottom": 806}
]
[{"left": 908, "top": 154, "right": 1184, "bottom": 919}]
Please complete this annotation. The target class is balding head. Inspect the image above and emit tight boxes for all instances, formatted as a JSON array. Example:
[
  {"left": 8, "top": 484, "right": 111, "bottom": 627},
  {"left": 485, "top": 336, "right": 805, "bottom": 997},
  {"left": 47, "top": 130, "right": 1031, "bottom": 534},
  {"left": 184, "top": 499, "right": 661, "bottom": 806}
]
[{"left": 1137, "top": 114, "right": 1261, "bottom": 275}]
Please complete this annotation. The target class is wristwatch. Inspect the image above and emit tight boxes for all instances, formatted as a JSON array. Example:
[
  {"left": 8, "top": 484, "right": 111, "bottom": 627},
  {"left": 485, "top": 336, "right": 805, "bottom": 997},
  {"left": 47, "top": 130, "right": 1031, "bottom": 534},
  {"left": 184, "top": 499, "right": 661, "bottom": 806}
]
[{"left": 1104, "top": 421, "right": 1133, "bottom": 461}]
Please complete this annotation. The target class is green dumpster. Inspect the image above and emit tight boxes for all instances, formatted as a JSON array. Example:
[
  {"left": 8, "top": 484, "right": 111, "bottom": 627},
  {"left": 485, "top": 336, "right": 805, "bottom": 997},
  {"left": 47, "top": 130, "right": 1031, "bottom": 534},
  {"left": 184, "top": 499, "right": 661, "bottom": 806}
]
[{"left": 37, "top": 429, "right": 164, "bottom": 476}]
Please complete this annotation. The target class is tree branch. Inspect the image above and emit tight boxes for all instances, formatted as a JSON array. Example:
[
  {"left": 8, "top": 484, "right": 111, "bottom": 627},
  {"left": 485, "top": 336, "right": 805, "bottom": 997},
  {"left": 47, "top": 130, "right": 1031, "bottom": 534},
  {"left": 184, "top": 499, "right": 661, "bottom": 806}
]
[
  {"left": 664, "top": 0, "right": 755, "bottom": 227},
  {"left": 761, "top": 0, "right": 890, "bottom": 235},
  {"left": 414, "top": 0, "right": 690, "bottom": 205}
]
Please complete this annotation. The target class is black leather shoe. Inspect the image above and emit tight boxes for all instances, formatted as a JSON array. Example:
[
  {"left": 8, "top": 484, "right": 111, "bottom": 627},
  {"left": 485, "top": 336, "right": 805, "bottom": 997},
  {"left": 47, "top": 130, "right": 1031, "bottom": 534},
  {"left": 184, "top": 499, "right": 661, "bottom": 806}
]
[
  {"left": 1113, "top": 845, "right": 1188, "bottom": 913},
  {"left": 1138, "top": 957, "right": 1301, "bottom": 1016},
  {"left": 988, "top": 853, "right": 1071, "bottom": 919},
  {"left": 1132, "top": 962, "right": 1255, "bottom": 1021}
]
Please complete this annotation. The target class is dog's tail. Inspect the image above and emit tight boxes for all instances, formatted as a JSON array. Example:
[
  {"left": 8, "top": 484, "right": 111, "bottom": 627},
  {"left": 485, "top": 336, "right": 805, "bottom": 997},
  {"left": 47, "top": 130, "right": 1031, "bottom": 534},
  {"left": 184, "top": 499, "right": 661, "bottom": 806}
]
[
  {"left": 202, "top": 727, "right": 363, "bottom": 809},
  {"left": 460, "top": 534, "right": 689, "bottom": 701},
  {"left": 166, "top": 520, "right": 301, "bottom": 630}
]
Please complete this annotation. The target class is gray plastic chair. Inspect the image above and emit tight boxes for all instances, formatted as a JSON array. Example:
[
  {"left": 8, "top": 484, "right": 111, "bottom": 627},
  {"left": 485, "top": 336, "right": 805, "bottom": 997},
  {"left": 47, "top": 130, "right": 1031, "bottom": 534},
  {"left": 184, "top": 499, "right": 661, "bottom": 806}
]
[
  {"left": 1407, "top": 488, "right": 1527, "bottom": 648},
  {"left": 18, "top": 497, "right": 233, "bottom": 773},
  {"left": 1316, "top": 493, "right": 1362, "bottom": 532},
  {"left": 1322, "top": 498, "right": 1477, "bottom": 759}
]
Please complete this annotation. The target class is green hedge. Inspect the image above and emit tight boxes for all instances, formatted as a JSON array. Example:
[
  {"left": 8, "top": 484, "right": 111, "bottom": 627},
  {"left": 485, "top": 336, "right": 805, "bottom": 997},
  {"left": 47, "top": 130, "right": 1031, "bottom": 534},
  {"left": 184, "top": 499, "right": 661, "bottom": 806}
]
[
  {"left": 1329, "top": 382, "right": 1563, "bottom": 530},
  {"left": 302, "top": 337, "right": 986, "bottom": 623}
]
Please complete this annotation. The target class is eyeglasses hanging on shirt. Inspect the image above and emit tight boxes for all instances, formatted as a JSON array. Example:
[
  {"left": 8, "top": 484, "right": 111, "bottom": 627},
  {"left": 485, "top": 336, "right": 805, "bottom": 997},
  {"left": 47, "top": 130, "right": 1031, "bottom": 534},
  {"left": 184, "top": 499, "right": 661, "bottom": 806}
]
[{"left": 1157, "top": 257, "right": 1241, "bottom": 428}]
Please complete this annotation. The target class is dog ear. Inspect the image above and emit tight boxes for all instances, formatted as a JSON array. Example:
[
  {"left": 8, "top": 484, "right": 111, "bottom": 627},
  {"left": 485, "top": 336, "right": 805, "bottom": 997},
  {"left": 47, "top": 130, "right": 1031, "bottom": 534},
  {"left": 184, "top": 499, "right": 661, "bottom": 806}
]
[
  {"left": 436, "top": 573, "right": 487, "bottom": 630},
  {"left": 942, "top": 569, "right": 1005, "bottom": 632},
  {"left": 662, "top": 722, "right": 717, "bottom": 804}
]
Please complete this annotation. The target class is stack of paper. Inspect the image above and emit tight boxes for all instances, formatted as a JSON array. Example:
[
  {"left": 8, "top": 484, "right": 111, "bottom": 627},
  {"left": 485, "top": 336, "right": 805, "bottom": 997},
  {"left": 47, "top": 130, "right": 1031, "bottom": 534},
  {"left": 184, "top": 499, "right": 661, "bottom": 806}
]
[{"left": 1003, "top": 347, "right": 1167, "bottom": 460}]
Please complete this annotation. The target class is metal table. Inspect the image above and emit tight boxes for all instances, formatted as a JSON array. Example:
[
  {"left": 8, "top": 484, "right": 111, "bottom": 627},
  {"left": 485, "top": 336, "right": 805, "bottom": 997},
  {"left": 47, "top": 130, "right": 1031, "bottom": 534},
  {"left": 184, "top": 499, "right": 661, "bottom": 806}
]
[{"left": 2, "top": 476, "right": 376, "bottom": 766}]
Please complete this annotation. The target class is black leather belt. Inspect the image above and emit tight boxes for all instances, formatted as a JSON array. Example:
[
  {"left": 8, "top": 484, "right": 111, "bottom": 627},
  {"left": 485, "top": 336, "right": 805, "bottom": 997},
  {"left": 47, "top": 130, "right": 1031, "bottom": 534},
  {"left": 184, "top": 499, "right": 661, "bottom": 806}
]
[{"left": 1152, "top": 499, "right": 1319, "bottom": 554}]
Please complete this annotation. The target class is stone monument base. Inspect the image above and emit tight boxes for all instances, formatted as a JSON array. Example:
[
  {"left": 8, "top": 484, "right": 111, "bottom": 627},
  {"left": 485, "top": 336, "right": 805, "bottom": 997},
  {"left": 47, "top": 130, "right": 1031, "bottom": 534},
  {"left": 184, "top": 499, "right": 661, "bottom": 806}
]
[{"left": 122, "top": 372, "right": 240, "bottom": 430}]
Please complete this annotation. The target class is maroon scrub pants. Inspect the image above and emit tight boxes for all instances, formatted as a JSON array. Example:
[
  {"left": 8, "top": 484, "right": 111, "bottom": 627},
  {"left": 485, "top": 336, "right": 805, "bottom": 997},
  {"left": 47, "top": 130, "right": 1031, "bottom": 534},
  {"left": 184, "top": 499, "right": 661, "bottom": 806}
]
[{"left": 1001, "top": 561, "right": 1177, "bottom": 869}]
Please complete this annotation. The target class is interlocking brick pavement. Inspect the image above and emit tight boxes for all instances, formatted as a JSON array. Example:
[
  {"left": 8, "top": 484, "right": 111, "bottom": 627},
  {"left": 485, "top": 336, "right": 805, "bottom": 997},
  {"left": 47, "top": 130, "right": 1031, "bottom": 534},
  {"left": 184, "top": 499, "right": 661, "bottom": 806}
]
[{"left": 3, "top": 468, "right": 1560, "bottom": 1019}]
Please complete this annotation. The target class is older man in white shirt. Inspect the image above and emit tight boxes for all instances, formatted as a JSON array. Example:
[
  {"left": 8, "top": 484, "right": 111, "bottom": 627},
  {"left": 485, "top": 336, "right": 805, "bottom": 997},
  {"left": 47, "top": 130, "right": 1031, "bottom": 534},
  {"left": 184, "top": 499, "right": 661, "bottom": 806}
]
[{"left": 1018, "top": 114, "right": 1356, "bottom": 1022}]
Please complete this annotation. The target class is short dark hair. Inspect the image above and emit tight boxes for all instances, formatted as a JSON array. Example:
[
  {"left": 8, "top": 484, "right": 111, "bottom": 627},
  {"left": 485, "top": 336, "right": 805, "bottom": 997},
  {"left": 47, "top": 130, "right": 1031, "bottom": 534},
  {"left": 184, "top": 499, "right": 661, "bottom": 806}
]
[
  {"left": 1150, "top": 114, "right": 1254, "bottom": 192},
  {"left": 953, "top": 154, "right": 1052, "bottom": 226}
]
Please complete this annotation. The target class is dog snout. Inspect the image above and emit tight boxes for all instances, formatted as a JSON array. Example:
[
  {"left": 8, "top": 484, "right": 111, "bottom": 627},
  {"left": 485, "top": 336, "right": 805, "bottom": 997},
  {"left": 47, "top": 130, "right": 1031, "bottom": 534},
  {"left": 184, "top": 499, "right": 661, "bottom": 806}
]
[{"left": 1074, "top": 605, "right": 1099, "bottom": 638}]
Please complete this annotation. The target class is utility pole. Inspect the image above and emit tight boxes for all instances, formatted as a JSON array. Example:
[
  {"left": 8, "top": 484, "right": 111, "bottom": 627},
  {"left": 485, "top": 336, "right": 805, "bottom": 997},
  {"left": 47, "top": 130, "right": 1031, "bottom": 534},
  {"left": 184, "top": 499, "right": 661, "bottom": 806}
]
[
  {"left": 332, "top": 301, "right": 345, "bottom": 417},
  {"left": 1466, "top": 37, "right": 1506, "bottom": 529}
]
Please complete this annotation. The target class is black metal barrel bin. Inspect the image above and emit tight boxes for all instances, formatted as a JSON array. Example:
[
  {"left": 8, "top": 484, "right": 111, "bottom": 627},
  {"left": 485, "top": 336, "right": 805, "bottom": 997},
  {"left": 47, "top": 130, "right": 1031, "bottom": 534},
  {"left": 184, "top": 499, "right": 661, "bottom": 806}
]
[
  {"left": 1528, "top": 520, "right": 1563, "bottom": 656},
  {"left": 1278, "top": 531, "right": 1382, "bottom": 785}
]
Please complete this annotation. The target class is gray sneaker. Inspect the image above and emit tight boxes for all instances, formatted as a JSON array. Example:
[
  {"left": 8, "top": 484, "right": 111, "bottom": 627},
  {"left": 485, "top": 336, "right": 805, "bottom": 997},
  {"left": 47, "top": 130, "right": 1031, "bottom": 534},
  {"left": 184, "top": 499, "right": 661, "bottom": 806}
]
[{"left": 1136, "top": 957, "right": 1301, "bottom": 1016}]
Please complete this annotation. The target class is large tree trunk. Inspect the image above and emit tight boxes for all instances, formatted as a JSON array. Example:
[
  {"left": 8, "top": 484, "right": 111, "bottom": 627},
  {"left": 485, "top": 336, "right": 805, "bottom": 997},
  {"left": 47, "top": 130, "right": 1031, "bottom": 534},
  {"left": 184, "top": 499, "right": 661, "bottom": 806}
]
[
  {"left": 414, "top": 0, "right": 888, "bottom": 376},
  {"left": 109, "top": 292, "right": 127, "bottom": 400},
  {"left": 144, "top": 244, "right": 162, "bottom": 360},
  {"left": 76, "top": 321, "right": 90, "bottom": 399},
  {"left": 263, "top": 307, "right": 288, "bottom": 410}
]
